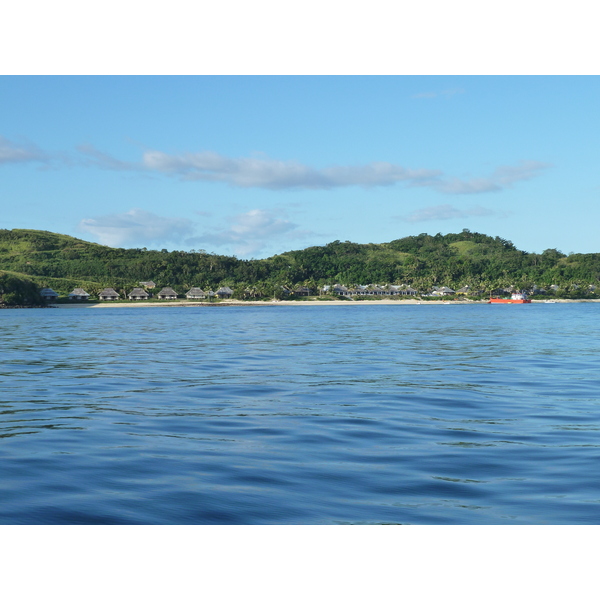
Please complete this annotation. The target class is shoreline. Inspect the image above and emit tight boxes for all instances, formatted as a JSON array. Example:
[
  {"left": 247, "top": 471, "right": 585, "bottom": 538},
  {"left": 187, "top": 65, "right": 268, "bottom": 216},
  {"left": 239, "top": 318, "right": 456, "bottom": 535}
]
[{"left": 47, "top": 298, "right": 600, "bottom": 308}]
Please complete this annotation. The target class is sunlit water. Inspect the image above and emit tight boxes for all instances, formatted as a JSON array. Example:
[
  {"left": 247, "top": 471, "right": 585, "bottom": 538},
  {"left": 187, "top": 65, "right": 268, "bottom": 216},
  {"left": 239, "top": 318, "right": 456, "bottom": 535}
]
[{"left": 1, "top": 303, "right": 599, "bottom": 524}]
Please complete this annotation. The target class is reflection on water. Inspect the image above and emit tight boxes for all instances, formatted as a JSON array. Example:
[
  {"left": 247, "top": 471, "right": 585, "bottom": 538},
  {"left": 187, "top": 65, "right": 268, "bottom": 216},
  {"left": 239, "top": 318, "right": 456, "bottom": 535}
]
[{"left": 1, "top": 304, "right": 600, "bottom": 524}]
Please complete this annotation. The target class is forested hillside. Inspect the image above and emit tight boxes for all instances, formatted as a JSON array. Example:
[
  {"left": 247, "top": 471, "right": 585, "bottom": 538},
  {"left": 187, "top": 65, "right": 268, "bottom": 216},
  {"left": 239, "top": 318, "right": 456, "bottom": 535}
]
[{"left": 1, "top": 228, "right": 599, "bottom": 302}]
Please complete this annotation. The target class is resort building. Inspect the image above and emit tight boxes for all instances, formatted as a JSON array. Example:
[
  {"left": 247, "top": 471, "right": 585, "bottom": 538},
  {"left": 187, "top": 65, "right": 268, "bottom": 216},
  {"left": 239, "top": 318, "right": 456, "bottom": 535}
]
[
  {"left": 40, "top": 288, "right": 59, "bottom": 301},
  {"left": 68, "top": 288, "right": 90, "bottom": 301},
  {"left": 185, "top": 287, "right": 205, "bottom": 299},
  {"left": 331, "top": 284, "right": 351, "bottom": 296},
  {"left": 98, "top": 288, "right": 120, "bottom": 301},
  {"left": 325, "top": 283, "right": 423, "bottom": 297},
  {"left": 128, "top": 288, "right": 150, "bottom": 301},
  {"left": 157, "top": 287, "right": 178, "bottom": 300},
  {"left": 216, "top": 286, "right": 233, "bottom": 299},
  {"left": 398, "top": 285, "right": 418, "bottom": 296},
  {"left": 431, "top": 286, "right": 456, "bottom": 296}
]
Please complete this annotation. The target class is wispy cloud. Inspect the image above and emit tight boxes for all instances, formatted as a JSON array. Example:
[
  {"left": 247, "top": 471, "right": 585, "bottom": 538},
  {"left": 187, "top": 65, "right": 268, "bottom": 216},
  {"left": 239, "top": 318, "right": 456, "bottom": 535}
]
[
  {"left": 140, "top": 150, "right": 442, "bottom": 190},
  {"left": 75, "top": 145, "right": 550, "bottom": 195},
  {"left": 412, "top": 88, "right": 465, "bottom": 99},
  {"left": 0, "top": 135, "right": 48, "bottom": 165},
  {"left": 78, "top": 208, "right": 195, "bottom": 247},
  {"left": 400, "top": 204, "right": 506, "bottom": 223},
  {"left": 189, "top": 209, "right": 300, "bottom": 257},
  {"left": 435, "top": 160, "right": 551, "bottom": 194}
]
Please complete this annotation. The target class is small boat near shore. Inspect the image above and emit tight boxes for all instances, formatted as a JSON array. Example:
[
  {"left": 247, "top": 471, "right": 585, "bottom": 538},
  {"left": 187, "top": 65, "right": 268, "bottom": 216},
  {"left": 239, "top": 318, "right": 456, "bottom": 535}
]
[{"left": 489, "top": 292, "right": 531, "bottom": 304}]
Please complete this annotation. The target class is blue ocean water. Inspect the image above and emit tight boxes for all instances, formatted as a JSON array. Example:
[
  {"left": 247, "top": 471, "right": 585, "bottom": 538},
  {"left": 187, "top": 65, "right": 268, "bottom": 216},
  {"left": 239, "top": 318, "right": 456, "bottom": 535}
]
[{"left": 1, "top": 303, "right": 599, "bottom": 524}]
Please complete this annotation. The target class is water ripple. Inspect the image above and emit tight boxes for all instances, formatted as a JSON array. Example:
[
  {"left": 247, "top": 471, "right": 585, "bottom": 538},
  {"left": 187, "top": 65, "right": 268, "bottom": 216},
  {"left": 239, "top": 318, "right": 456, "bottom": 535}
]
[{"left": 2, "top": 304, "right": 600, "bottom": 523}]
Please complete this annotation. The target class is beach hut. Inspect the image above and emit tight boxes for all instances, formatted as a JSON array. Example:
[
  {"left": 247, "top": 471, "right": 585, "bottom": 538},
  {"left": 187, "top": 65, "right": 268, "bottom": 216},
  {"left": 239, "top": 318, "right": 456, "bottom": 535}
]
[
  {"left": 68, "top": 288, "right": 90, "bottom": 301},
  {"left": 186, "top": 287, "right": 205, "bottom": 299},
  {"left": 98, "top": 288, "right": 120, "bottom": 301},
  {"left": 157, "top": 287, "right": 178, "bottom": 300},
  {"left": 128, "top": 287, "right": 150, "bottom": 301},
  {"left": 40, "top": 288, "right": 59, "bottom": 301},
  {"left": 216, "top": 286, "right": 233, "bottom": 299}
]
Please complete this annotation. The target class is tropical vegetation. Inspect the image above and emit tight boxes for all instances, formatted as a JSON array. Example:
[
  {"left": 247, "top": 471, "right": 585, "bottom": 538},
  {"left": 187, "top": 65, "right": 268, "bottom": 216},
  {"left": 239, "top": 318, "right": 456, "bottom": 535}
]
[{"left": 1, "top": 228, "right": 599, "bottom": 305}]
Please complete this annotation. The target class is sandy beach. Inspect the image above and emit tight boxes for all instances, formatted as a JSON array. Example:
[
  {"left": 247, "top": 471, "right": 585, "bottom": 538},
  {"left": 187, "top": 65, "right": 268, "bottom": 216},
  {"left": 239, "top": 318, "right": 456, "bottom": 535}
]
[{"left": 49, "top": 298, "right": 600, "bottom": 308}]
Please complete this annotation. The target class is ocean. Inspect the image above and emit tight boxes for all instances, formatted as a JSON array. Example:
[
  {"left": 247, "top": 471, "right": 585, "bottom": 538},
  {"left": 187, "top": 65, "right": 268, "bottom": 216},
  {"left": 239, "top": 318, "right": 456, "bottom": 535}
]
[{"left": 1, "top": 303, "right": 599, "bottom": 524}]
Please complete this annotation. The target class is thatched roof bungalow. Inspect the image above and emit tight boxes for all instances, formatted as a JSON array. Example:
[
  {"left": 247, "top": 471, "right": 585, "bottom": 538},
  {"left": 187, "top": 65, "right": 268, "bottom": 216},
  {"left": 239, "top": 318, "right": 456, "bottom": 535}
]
[
  {"left": 186, "top": 287, "right": 205, "bottom": 299},
  {"left": 98, "top": 288, "right": 120, "bottom": 301},
  {"left": 68, "top": 288, "right": 90, "bottom": 301},
  {"left": 216, "top": 286, "right": 233, "bottom": 298},
  {"left": 157, "top": 287, "right": 178, "bottom": 300},
  {"left": 128, "top": 287, "right": 150, "bottom": 300},
  {"left": 40, "top": 288, "right": 59, "bottom": 301}
]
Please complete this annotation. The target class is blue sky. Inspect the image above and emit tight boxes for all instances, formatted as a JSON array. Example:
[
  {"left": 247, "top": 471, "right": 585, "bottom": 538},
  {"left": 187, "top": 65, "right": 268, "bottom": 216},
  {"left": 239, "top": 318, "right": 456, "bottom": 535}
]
[{"left": 1, "top": 75, "right": 599, "bottom": 258}]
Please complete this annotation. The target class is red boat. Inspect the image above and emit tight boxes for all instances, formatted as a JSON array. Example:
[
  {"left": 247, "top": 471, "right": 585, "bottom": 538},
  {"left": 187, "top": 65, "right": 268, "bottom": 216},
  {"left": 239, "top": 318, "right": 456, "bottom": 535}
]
[{"left": 489, "top": 292, "right": 531, "bottom": 304}]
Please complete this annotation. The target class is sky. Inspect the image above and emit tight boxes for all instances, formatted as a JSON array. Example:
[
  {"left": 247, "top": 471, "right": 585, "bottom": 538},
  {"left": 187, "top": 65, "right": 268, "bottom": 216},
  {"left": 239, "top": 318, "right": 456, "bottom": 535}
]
[{"left": 1, "top": 75, "right": 599, "bottom": 258}]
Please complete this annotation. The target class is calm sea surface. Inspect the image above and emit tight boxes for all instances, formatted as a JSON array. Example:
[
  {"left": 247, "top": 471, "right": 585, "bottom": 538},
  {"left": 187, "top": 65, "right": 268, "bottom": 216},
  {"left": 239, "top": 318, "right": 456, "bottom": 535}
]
[{"left": 1, "top": 303, "right": 600, "bottom": 524}]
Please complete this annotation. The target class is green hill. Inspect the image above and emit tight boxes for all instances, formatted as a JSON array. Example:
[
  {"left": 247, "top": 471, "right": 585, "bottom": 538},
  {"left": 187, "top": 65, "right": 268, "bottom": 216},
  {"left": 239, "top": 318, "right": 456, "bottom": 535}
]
[{"left": 1, "top": 228, "right": 599, "bottom": 302}]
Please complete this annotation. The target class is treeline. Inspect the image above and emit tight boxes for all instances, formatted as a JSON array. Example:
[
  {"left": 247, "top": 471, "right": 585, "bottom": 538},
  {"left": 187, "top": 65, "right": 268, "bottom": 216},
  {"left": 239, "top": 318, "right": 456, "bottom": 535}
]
[{"left": 1, "top": 228, "right": 599, "bottom": 300}]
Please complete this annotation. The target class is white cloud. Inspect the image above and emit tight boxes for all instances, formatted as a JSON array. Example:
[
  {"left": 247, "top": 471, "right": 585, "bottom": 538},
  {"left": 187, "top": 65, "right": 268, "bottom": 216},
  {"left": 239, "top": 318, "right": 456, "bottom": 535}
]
[
  {"left": 0, "top": 135, "right": 47, "bottom": 165},
  {"left": 141, "top": 150, "right": 441, "bottom": 190},
  {"left": 190, "top": 209, "right": 300, "bottom": 257},
  {"left": 400, "top": 204, "right": 502, "bottom": 223},
  {"left": 78, "top": 208, "right": 195, "bottom": 247},
  {"left": 77, "top": 145, "right": 550, "bottom": 195}
]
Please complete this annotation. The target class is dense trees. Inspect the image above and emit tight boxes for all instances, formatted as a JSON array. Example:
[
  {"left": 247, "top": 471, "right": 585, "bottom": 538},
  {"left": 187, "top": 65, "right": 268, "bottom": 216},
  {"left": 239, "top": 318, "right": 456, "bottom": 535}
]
[{"left": 0, "top": 272, "right": 44, "bottom": 306}]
